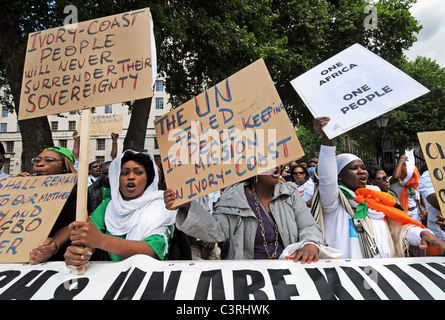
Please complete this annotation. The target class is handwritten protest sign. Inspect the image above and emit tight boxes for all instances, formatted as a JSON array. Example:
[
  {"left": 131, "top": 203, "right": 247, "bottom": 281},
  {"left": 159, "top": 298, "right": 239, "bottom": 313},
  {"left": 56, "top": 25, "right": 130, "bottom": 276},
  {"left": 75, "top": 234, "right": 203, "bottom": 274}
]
[
  {"left": 79, "top": 114, "right": 123, "bottom": 136},
  {"left": 418, "top": 131, "right": 445, "bottom": 215},
  {"left": 0, "top": 174, "right": 77, "bottom": 263},
  {"left": 19, "top": 8, "right": 154, "bottom": 120},
  {"left": 290, "top": 43, "right": 430, "bottom": 139},
  {"left": 155, "top": 59, "right": 303, "bottom": 207}
]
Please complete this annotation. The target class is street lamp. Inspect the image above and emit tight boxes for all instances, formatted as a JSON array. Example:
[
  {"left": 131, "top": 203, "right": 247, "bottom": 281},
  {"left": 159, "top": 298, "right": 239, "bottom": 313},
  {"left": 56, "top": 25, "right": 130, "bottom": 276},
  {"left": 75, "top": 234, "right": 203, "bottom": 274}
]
[
  {"left": 374, "top": 114, "right": 394, "bottom": 168},
  {"left": 375, "top": 114, "right": 390, "bottom": 129}
]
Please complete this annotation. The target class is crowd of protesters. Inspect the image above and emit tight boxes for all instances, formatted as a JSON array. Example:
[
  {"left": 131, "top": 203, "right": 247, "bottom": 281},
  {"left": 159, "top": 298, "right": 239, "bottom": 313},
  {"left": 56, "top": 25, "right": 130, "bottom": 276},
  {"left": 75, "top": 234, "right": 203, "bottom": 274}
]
[{"left": 2, "top": 115, "right": 445, "bottom": 271}]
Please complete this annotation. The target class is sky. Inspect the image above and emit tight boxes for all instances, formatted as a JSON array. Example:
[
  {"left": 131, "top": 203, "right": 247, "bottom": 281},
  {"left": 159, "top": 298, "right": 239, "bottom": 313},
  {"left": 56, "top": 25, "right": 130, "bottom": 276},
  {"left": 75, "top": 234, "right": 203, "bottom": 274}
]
[{"left": 404, "top": 0, "right": 445, "bottom": 68}]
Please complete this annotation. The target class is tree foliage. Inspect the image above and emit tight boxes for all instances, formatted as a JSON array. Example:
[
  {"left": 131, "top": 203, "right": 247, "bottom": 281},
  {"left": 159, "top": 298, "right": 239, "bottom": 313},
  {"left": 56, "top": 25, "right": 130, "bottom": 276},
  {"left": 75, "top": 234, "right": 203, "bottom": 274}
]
[
  {"left": 388, "top": 57, "right": 445, "bottom": 149},
  {"left": 0, "top": 0, "right": 427, "bottom": 169}
]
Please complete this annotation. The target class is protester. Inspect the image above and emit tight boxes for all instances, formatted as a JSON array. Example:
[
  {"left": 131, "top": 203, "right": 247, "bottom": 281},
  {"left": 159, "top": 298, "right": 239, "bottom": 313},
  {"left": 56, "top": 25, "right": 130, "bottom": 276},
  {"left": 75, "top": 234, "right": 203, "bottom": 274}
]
[
  {"left": 72, "top": 131, "right": 119, "bottom": 172},
  {"left": 65, "top": 150, "right": 177, "bottom": 270},
  {"left": 308, "top": 157, "right": 318, "bottom": 168},
  {"left": 289, "top": 164, "right": 314, "bottom": 207},
  {"left": 313, "top": 116, "right": 445, "bottom": 259},
  {"left": 87, "top": 161, "right": 111, "bottom": 215},
  {"left": 389, "top": 153, "right": 427, "bottom": 223},
  {"left": 418, "top": 170, "right": 445, "bottom": 242},
  {"left": 367, "top": 163, "right": 403, "bottom": 210},
  {"left": 164, "top": 166, "right": 325, "bottom": 263},
  {"left": 16, "top": 146, "right": 77, "bottom": 263},
  {"left": 88, "top": 161, "right": 102, "bottom": 186}
]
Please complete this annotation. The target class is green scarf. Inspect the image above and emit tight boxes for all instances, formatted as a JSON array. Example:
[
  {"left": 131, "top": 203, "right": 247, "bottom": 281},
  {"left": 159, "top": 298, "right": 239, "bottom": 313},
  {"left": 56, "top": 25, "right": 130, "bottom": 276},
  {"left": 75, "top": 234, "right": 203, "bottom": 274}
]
[{"left": 338, "top": 182, "right": 368, "bottom": 220}]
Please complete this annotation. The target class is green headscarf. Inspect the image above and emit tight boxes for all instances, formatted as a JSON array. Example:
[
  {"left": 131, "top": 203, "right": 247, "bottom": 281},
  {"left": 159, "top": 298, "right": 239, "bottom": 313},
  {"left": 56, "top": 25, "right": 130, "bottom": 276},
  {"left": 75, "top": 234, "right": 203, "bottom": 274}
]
[{"left": 44, "top": 146, "right": 76, "bottom": 164}]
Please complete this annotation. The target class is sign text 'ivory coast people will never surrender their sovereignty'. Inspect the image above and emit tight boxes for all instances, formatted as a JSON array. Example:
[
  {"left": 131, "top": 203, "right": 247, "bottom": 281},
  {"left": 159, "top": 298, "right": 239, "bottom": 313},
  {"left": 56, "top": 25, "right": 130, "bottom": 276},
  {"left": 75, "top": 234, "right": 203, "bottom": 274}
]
[{"left": 19, "top": 8, "right": 154, "bottom": 120}]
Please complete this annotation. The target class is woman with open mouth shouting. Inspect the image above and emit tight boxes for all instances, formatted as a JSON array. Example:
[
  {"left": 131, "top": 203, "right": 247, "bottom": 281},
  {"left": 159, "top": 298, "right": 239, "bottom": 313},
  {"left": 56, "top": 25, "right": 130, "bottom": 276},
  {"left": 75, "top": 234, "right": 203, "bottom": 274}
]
[
  {"left": 313, "top": 116, "right": 445, "bottom": 259},
  {"left": 65, "top": 150, "right": 177, "bottom": 270},
  {"left": 164, "top": 164, "right": 325, "bottom": 263}
]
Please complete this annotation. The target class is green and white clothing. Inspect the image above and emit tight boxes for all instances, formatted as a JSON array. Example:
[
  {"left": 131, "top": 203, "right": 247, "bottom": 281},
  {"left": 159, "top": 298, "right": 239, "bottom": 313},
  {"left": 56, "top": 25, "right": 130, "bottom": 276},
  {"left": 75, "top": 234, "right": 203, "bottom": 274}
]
[
  {"left": 317, "top": 145, "right": 427, "bottom": 259},
  {"left": 90, "top": 198, "right": 172, "bottom": 261},
  {"left": 90, "top": 150, "right": 176, "bottom": 261}
]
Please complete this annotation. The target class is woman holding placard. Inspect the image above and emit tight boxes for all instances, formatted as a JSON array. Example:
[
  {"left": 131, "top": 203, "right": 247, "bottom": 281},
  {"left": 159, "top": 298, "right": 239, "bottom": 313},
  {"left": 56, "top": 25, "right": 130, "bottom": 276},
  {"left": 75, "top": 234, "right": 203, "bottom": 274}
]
[
  {"left": 64, "top": 150, "right": 177, "bottom": 269},
  {"left": 16, "top": 146, "right": 77, "bottom": 263},
  {"left": 312, "top": 116, "right": 445, "bottom": 258},
  {"left": 164, "top": 166, "right": 332, "bottom": 263}
]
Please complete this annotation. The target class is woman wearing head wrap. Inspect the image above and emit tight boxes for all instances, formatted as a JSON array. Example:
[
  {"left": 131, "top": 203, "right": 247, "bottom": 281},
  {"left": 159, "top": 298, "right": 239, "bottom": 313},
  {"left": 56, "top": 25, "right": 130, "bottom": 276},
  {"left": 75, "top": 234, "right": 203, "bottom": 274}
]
[
  {"left": 65, "top": 150, "right": 177, "bottom": 270},
  {"left": 16, "top": 146, "right": 77, "bottom": 263},
  {"left": 313, "top": 117, "right": 445, "bottom": 258}
]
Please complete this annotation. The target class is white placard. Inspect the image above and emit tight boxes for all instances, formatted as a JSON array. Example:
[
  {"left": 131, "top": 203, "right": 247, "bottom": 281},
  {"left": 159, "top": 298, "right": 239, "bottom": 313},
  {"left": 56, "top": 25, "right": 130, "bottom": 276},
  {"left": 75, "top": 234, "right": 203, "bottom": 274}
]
[{"left": 291, "top": 43, "right": 429, "bottom": 139}]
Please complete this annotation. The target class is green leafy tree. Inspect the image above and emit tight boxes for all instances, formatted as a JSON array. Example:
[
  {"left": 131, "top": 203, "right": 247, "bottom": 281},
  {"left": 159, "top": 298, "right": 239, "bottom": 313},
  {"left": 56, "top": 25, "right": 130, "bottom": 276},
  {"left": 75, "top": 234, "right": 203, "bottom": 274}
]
[
  {"left": 388, "top": 57, "right": 445, "bottom": 150},
  {"left": 0, "top": 0, "right": 424, "bottom": 171}
]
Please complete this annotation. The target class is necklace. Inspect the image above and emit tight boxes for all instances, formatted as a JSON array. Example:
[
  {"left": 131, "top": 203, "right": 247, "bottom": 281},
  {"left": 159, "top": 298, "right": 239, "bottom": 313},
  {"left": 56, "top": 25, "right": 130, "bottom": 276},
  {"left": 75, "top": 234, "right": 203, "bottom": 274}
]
[{"left": 248, "top": 184, "right": 280, "bottom": 259}]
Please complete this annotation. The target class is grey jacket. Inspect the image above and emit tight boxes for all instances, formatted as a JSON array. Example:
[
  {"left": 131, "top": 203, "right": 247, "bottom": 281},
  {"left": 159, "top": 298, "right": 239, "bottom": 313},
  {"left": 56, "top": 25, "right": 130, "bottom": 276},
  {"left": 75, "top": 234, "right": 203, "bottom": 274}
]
[{"left": 176, "top": 181, "right": 323, "bottom": 260}]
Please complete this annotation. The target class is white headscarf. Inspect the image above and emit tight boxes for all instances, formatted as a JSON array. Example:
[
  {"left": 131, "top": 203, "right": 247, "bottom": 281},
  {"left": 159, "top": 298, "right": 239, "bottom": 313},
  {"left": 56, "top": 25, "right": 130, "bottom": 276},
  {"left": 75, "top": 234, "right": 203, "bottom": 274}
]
[
  {"left": 104, "top": 150, "right": 176, "bottom": 241},
  {"left": 336, "top": 153, "right": 361, "bottom": 175}
]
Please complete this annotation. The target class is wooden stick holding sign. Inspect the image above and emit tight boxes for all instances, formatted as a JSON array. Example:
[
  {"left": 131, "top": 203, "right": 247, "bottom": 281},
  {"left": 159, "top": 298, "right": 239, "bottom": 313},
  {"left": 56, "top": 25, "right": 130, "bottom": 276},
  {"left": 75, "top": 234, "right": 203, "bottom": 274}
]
[{"left": 75, "top": 108, "right": 91, "bottom": 274}]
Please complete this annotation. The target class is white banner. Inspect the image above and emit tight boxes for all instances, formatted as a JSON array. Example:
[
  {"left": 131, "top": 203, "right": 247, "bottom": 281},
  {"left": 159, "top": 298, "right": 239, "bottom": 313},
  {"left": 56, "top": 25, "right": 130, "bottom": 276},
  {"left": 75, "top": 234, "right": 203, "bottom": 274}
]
[
  {"left": 291, "top": 43, "right": 429, "bottom": 139},
  {"left": 0, "top": 255, "right": 444, "bottom": 300}
]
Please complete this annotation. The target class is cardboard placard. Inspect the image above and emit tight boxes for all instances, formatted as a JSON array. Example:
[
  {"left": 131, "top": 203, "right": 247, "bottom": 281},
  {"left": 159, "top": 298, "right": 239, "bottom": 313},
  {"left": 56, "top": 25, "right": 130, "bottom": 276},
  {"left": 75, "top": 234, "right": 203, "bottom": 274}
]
[
  {"left": 0, "top": 174, "right": 77, "bottom": 263},
  {"left": 291, "top": 43, "right": 430, "bottom": 139},
  {"left": 155, "top": 59, "right": 304, "bottom": 207},
  {"left": 417, "top": 131, "right": 445, "bottom": 215},
  {"left": 79, "top": 114, "right": 123, "bottom": 136},
  {"left": 19, "top": 8, "right": 154, "bottom": 120}
]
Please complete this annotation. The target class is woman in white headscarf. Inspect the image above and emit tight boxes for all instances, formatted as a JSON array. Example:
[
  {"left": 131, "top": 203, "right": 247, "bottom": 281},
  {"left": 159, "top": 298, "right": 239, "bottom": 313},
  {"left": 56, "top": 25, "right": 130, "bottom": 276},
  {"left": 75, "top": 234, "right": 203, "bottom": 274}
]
[
  {"left": 65, "top": 150, "right": 177, "bottom": 269},
  {"left": 313, "top": 117, "right": 445, "bottom": 259}
]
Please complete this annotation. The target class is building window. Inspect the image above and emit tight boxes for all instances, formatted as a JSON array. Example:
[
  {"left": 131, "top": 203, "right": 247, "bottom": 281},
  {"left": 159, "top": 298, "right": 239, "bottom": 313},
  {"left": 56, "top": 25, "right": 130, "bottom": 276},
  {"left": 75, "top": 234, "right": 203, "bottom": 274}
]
[
  {"left": 3, "top": 158, "right": 10, "bottom": 175},
  {"left": 97, "top": 139, "right": 105, "bottom": 150},
  {"left": 51, "top": 121, "right": 58, "bottom": 131},
  {"left": 2, "top": 106, "right": 8, "bottom": 118},
  {"left": 154, "top": 137, "right": 159, "bottom": 149},
  {"left": 0, "top": 123, "right": 7, "bottom": 132},
  {"left": 96, "top": 156, "right": 105, "bottom": 164},
  {"left": 69, "top": 110, "right": 77, "bottom": 114},
  {"left": 68, "top": 121, "right": 76, "bottom": 131},
  {"left": 59, "top": 139, "right": 67, "bottom": 148},
  {"left": 155, "top": 80, "right": 164, "bottom": 92},
  {"left": 105, "top": 105, "right": 112, "bottom": 113},
  {"left": 155, "top": 97, "right": 164, "bottom": 110},
  {"left": 5, "top": 141, "right": 13, "bottom": 153}
]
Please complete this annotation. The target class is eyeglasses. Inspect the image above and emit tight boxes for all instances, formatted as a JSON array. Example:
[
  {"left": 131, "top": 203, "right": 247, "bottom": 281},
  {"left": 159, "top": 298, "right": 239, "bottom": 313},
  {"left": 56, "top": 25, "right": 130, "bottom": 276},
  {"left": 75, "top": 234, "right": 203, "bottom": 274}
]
[
  {"left": 31, "top": 157, "right": 63, "bottom": 165},
  {"left": 293, "top": 171, "right": 305, "bottom": 175},
  {"left": 374, "top": 176, "right": 389, "bottom": 182},
  {"left": 92, "top": 164, "right": 101, "bottom": 168}
]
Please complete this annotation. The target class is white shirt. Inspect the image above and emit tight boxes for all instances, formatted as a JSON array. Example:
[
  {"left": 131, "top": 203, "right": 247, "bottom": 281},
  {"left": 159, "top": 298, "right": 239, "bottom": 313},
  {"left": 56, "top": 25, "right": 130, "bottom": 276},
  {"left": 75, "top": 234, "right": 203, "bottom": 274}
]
[
  {"left": 318, "top": 145, "right": 424, "bottom": 259},
  {"left": 418, "top": 171, "right": 445, "bottom": 241}
]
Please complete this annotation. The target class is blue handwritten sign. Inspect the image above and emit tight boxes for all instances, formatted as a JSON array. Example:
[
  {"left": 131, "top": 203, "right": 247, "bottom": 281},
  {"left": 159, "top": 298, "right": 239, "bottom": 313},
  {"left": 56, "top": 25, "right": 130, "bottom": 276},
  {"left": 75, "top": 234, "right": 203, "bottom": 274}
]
[
  {"left": 155, "top": 59, "right": 304, "bottom": 206},
  {"left": 0, "top": 174, "right": 77, "bottom": 263}
]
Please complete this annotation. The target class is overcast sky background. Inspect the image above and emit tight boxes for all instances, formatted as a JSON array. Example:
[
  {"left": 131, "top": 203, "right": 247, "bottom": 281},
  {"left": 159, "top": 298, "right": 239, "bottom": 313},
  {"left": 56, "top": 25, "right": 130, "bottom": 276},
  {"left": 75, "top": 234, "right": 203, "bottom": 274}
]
[{"left": 404, "top": 0, "right": 445, "bottom": 68}]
